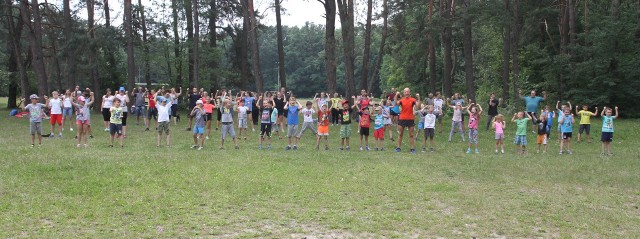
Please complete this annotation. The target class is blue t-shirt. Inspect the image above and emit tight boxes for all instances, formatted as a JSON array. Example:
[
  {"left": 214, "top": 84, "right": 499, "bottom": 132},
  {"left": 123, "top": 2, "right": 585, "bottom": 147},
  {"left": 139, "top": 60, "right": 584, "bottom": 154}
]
[
  {"left": 271, "top": 108, "right": 278, "bottom": 123},
  {"left": 244, "top": 96, "right": 254, "bottom": 111},
  {"left": 602, "top": 116, "right": 614, "bottom": 133},
  {"left": 561, "top": 115, "right": 573, "bottom": 133},
  {"left": 374, "top": 114, "right": 384, "bottom": 130},
  {"left": 523, "top": 96, "right": 544, "bottom": 113},
  {"left": 391, "top": 101, "right": 400, "bottom": 114},
  {"left": 287, "top": 106, "right": 299, "bottom": 125},
  {"left": 546, "top": 111, "right": 554, "bottom": 126}
]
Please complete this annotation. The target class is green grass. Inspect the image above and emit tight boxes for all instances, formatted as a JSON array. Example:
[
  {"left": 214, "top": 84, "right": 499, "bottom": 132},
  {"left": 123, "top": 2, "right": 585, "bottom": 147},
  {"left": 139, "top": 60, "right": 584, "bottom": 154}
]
[{"left": 1, "top": 99, "right": 640, "bottom": 237}]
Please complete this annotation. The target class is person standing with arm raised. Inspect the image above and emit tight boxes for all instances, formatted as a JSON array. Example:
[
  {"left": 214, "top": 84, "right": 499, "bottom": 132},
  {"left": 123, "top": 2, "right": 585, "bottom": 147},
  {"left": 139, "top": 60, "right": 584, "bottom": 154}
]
[{"left": 520, "top": 89, "right": 547, "bottom": 133}]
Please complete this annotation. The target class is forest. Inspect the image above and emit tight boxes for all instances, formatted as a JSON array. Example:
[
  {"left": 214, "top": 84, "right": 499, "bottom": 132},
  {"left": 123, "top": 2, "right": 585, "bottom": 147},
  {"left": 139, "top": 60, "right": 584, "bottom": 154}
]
[{"left": 1, "top": 0, "right": 639, "bottom": 116}]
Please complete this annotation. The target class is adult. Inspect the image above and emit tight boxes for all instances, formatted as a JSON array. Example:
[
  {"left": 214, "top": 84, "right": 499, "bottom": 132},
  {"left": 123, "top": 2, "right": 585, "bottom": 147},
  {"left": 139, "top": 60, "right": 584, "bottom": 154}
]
[
  {"left": 358, "top": 89, "right": 371, "bottom": 109},
  {"left": 486, "top": 93, "right": 501, "bottom": 130},
  {"left": 386, "top": 88, "right": 400, "bottom": 127},
  {"left": 114, "top": 87, "right": 130, "bottom": 137},
  {"left": 395, "top": 88, "right": 419, "bottom": 153},
  {"left": 169, "top": 87, "right": 182, "bottom": 125},
  {"left": 146, "top": 89, "right": 158, "bottom": 131},
  {"left": 274, "top": 91, "right": 287, "bottom": 138},
  {"left": 520, "top": 89, "right": 547, "bottom": 132},
  {"left": 132, "top": 87, "right": 148, "bottom": 127},
  {"left": 425, "top": 93, "right": 435, "bottom": 106},
  {"left": 101, "top": 88, "right": 115, "bottom": 132},
  {"left": 330, "top": 93, "right": 342, "bottom": 125},
  {"left": 187, "top": 87, "right": 201, "bottom": 131},
  {"left": 433, "top": 92, "right": 444, "bottom": 133},
  {"left": 62, "top": 90, "right": 74, "bottom": 132},
  {"left": 243, "top": 91, "right": 256, "bottom": 132}
]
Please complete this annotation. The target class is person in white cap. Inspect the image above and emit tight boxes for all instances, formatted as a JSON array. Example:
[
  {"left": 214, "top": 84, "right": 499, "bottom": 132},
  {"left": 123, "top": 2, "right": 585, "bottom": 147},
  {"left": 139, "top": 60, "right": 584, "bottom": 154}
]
[
  {"left": 72, "top": 94, "right": 94, "bottom": 147},
  {"left": 20, "top": 94, "right": 48, "bottom": 147},
  {"left": 115, "top": 87, "right": 130, "bottom": 137},
  {"left": 190, "top": 99, "right": 206, "bottom": 150}
]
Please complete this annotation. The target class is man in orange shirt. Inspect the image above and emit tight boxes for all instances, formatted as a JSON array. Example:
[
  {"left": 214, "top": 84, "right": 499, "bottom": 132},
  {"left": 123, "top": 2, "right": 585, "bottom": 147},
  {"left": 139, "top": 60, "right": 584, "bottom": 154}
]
[{"left": 395, "top": 88, "right": 419, "bottom": 153}]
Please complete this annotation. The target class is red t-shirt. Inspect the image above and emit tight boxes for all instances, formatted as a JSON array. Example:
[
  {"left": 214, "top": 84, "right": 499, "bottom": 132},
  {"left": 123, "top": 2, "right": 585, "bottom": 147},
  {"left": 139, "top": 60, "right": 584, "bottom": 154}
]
[
  {"left": 398, "top": 97, "right": 417, "bottom": 120},
  {"left": 359, "top": 97, "right": 371, "bottom": 109},
  {"left": 318, "top": 110, "right": 329, "bottom": 126},
  {"left": 359, "top": 112, "right": 371, "bottom": 128},
  {"left": 148, "top": 95, "right": 156, "bottom": 108}
]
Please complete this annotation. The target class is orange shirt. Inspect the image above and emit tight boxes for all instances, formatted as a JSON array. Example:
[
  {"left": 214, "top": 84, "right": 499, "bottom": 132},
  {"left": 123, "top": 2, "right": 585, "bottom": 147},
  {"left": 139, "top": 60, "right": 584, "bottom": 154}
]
[
  {"left": 203, "top": 103, "right": 214, "bottom": 114},
  {"left": 398, "top": 97, "right": 416, "bottom": 120}
]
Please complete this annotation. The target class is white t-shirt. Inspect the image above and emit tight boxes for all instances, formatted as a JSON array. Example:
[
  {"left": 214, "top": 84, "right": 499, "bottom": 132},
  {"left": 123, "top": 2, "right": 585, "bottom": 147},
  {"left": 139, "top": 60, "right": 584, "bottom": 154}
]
[
  {"left": 424, "top": 113, "right": 436, "bottom": 129},
  {"left": 434, "top": 99, "right": 444, "bottom": 113},
  {"left": 115, "top": 94, "right": 128, "bottom": 112},
  {"left": 49, "top": 98, "right": 62, "bottom": 114},
  {"left": 170, "top": 93, "right": 178, "bottom": 104},
  {"left": 63, "top": 96, "right": 72, "bottom": 108},
  {"left": 301, "top": 108, "right": 316, "bottom": 123},
  {"left": 102, "top": 95, "right": 115, "bottom": 108},
  {"left": 237, "top": 106, "right": 249, "bottom": 119},
  {"left": 157, "top": 104, "right": 170, "bottom": 122}
]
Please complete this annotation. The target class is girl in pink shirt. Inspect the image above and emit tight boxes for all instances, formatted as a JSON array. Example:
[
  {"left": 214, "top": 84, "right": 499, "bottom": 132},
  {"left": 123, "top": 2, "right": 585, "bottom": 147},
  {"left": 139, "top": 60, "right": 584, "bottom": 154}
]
[{"left": 493, "top": 114, "right": 506, "bottom": 154}]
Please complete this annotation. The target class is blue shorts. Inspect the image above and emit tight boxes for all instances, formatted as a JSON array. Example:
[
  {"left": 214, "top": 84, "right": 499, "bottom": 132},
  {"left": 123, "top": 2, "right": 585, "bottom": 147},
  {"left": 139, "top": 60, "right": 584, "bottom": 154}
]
[
  {"left": 193, "top": 126, "right": 205, "bottom": 135},
  {"left": 63, "top": 107, "right": 73, "bottom": 117},
  {"left": 514, "top": 135, "right": 527, "bottom": 146},
  {"left": 418, "top": 122, "right": 424, "bottom": 130},
  {"left": 601, "top": 132, "right": 613, "bottom": 142}
]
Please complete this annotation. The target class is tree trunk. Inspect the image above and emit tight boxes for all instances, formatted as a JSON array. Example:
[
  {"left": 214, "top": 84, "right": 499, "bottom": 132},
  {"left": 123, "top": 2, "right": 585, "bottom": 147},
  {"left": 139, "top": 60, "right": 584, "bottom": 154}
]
[
  {"left": 21, "top": 0, "right": 49, "bottom": 98},
  {"left": 319, "top": 0, "right": 337, "bottom": 94},
  {"left": 462, "top": 0, "right": 474, "bottom": 101},
  {"left": 369, "top": 0, "right": 388, "bottom": 94},
  {"left": 88, "top": 0, "right": 102, "bottom": 109},
  {"left": 275, "top": 0, "right": 286, "bottom": 88},
  {"left": 192, "top": 0, "right": 199, "bottom": 88},
  {"left": 103, "top": 0, "right": 119, "bottom": 88},
  {"left": 185, "top": 0, "right": 195, "bottom": 87},
  {"left": 501, "top": 0, "right": 511, "bottom": 105},
  {"left": 611, "top": 0, "right": 619, "bottom": 18},
  {"left": 4, "top": 0, "right": 24, "bottom": 107},
  {"left": 336, "top": 0, "right": 356, "bottom": 97},
  {"left": 125, "top": 0, "right": 136, "bottom": 91},
  {"left": 427, "top": 0, "right": 437, "bottom": 94},
  {"left": 441, "top": 0, "right": 453, "bottom": 97},
  {"left": 208, "top": 0, "right": 217, "bottom": 89},
  {"left": 138, "top": 0, "right": 151, "bottom": 87},
  {"left": 511, "top": 0, "right": 520, "bottom": 107},
  {"left": 243, "top": 0, "right": 264, "bottom": 92},
  {"left": 172, "top": 0, "right": 182, "bottom": 85},
  {"left": 63, "top": 0, "right": 77, "bottom": 89},
  {"left": 360, "top": 0, "right": 373, "bottom": 91},
  {"left": 49, "top": 35, "right": 62, "bottom": 91}
]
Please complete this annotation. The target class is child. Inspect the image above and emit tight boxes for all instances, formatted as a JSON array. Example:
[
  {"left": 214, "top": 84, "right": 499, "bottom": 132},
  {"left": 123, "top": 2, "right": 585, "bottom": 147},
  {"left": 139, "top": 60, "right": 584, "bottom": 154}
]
[
  {"left": 466, "top": 102, "right": 483, "bottom": 154},
  {"left": 421, "top": 105, "right": 437, "bottom": 152},
  {"left": 542, "top": 106, "right": 554, "bottom": 140},
  {"left": 146, "top": 89, "right": 158, "bottom": 131},
  {"left": 382, "top": 99, "right": 394, "bottom": 141},
  {"left": 512, "top": 111, "right": 533, "bottom": 156},
  {"left": 316, "top": 104, "right": 330, "bottom": 150},
  {"left": 434, "top": 93, "right": 445, "bottom": 134},
  {"left": 536, "top": 114, "right": 548, "bottom": 153},
  {"left": 373, "top": 106, "right": 385, "bottom": 151},
  {"left": 109, "top": 98, "right": 124, "bottom": 147},
  {"left": 556, "top": 101, "right": 572, "bottom": 142},
  {"left": 447, "top": 102, "right": 465, "bottom": 142},
  {"left": 559, "top": 108, "right": 575, "bottom": 154},
  {"left": 220, "top": 99, "right": 240, "bottom": 149},
  {"left": 284, "top": 97, "right": 301, "bottom": 150},
  {"left": 493, "top": 114, "right": 506, "bottom": 154},
  {"left": 115, "top": 87, "right": 129, "bottom": 137},
  {"left": 600, "top": 106, "right": 618, "bottom": 156},
  {"left": 357, "top": 106, "right": 372, "bottom": 151},
  {"left": 190, "top": 100, "right": 206, "bottom": 150},
  {"left": 236, "top": 99, "right": 249, "bottom": 141},
  {"left": 62, "top": 90, "right": 74, "bottom": 132},
  {"left": 576, "top": 105, "right": 598, "bottom": 143},
  {"left": 257, "top": 95, "right": 275, "bottom": 150},
  {"left": 156, "top": 96, "right": 171, "bottom": 147},
  {"left": 20, "top": 94, "right": 47, "bottom": 147},
  {"left": 73, "top": 94, "right": 93, "bottom": 147},
  {"left": 203, "top": 97, "right": 215, "bottom": 140},
  {"left": 47, "top": 91, "right": 63, "bottom": 138},
  {"left": 415, "top": 103, "right": 426, "bottom": 142},
  {"left": 271, "top": 105, "right": 280, "bottom": 140},
  {"left": 296, "top": 101, "right": 318, "bottom": 148},
  {"left": 339, "top": 99, "right": 358, "bottom": 150}
]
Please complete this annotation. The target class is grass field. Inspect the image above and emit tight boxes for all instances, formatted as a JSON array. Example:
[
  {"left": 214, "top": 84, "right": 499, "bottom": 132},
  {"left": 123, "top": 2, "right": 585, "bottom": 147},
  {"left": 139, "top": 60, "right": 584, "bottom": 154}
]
[{"left": 1, "top": 99, "right": 640, "bottom": 238}]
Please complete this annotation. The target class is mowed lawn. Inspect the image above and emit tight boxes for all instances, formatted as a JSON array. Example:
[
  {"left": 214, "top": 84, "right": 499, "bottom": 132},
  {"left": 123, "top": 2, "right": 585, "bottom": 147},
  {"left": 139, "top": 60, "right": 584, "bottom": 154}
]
[{"left": 1, "top": 101, "right": 640, "bottom": 237}]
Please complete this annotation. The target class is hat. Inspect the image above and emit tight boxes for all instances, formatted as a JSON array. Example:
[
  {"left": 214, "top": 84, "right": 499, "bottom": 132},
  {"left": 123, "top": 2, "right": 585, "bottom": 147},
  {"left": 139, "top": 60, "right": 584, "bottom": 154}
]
[
  {"left": 119, "top": 86, "right": 125, "bottom": 91},
  {"left": 456, "top": 102, "right": 462, "bottom": 105},
  {"left": 196, "top": 100, "right": 203, "bottom": 105},
  {"left": 157, "top": 96, "right": 166, "bottom": 103},
  {"left": 342, "top": 100, "right": 349, "bottom": 105},
  {"left": 78, "top": 96, "right": 85, "bottom": 102},
  {"left": 29, "top": 94, "right": 39, "bottom": 99}
]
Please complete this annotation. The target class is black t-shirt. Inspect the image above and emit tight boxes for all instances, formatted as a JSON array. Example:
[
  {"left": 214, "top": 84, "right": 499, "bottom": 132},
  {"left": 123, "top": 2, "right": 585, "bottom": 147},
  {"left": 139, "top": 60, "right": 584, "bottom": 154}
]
[
  {"left": 487, "top": 99, "right": 499, "bottom": 116},
  {"left": 189, "top": 93, "right": 201, "bottom": 107},
  {"left": 340, "top": 108, "right": 352, "bottom": 125},
  {"left": 274, "top": 97, "right": 285, "bottom": 111},
  {"left": 537, "top": 119, "right": 547, "bottom": 135}
]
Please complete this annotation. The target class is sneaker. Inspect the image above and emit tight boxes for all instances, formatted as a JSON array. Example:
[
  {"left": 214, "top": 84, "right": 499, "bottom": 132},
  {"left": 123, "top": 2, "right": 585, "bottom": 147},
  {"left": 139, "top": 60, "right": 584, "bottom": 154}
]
[
  {"left": 475, "top": 148, "right": 479, "bottom": 154},
  {"left": 191, "top": 145, "right": 198, "bottom": 149},
  {"left": 75, "top": 136, "right": 78, "bottom": 139},
  {"left": 259, "top": 145, "right": 263, "bottom": 150},
  {"left": 205, "top": 136, "right": 210, "bottom": 140},
  {"left": 108, "top": 145, "right": 114, "bottom": 147},
  {"left": 422, "top": 148, "right": 426, "bottom": 153},
  {"left": 316, "top": 145, "right": 320, "bottom": 150},
  {"left": 325, "top": 146, "right": 329, "bottom": 150},
  {"left": 346, "top": 146, "right": 350, "bottom": 151},
  {"left": 395, "top": 148, "right": 401, "bottom": 153},
  {"left": 58, "top": 133, "right": 63, "bottom": 138},
  {"left": 145, "top": 128, "right": 150, "bottom": 131},
  {"left": 501, "top": 150, "right": 505, "bottom": 154},
  {"left": 198, "top": 146, "right": 203, "bottom": 150},
  {"left": 235, "top": 145, "right": 240, "bottom": 149},
  {"left": 495, "top": 150, "right": 498, "bottom": 154},
  {"left": 374, "top": 147, "right": 379, "bottom": 151},
  {"left": 252, "top": 128, "right": 255, "bottom": 132},
  {"left": 340, "top": 147, "right": 344, "bottom": 151},
  {"left": 293, "top": 145, "right": 298, "bottom": 150},
  {"left": 536, "top": 150, "right": 540, "bottom": 154},
  {"left": 366, "top": 146, "right": 370, "bottom": 151},
  {"left": 84, "top": 144, "right": 88, "bottom": 148},
  {"left": 381, "top": 148, "right": 385, "bottom": 151},
  {"left": 268, "top": 145, "right": 272, "bottom": 150},
  {"left": 466, "top": 148, "right": 472, "bottom": 154},
  {"left": 49, "top": 134, "right": 54, "bottom": 138},
  {"left": 567, "top": 150, "right": 573, "bottom": 155},
  {"left": 186, "top": 128, "right": 191, "bottom": 131},
  {"left": 89, "top": 135, "right": 94, "bottom": 139},
  {"left": 559, "top": 151, "right": 563, "bottom": 155},
  {"left": 390, "top": 138, "right": 395, "bottom": 142},
  {"left": 104, "top": 128, "right": 109, "bottom": 132},
  {"left": 607, "top": 153, "right": 613, "bottom": 156},
  {"left": 31, "top": 144, "right": 35, "bottom": 147},
  {"left": 430, "top": 148, "right": 435, "bottom": 152},
  {"left": 285, "top": 145, "right": 291, "bottom": 150},
  {"left": 410, "top": 149, "right": 416, "bottom": 154},
  {"left": 70, "top": 128, "right": 74, "bottom": 132},
  {"left": 76, "top": 144, "right": 81, "bottom": 148},
  {"left": 359, "top": 146, "right": 364, "bottom": 151}
]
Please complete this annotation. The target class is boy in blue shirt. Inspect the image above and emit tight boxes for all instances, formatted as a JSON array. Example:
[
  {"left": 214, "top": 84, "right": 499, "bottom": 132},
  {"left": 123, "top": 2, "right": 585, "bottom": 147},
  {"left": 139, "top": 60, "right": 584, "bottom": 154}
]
[
  {"left": 559, "top": 108, "right": 575, "bottom": 155},
  {"left": 600, "top": 106, "right": 619, "bottom": 156},
  {"left": 284, "top": 97, "right": 301, "bottom": 150}
]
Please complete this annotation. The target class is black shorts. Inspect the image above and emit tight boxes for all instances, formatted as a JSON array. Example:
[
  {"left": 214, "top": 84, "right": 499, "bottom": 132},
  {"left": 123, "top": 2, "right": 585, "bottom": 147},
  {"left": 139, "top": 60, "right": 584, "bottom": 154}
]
[
  {"left": 205, "top": 113, "right": 213, "bottom": 121},
  {"left": 562, "top": 132, "right": 573, "bottom": 139},
  {"left": 390, "top": 111, "right": 399, "bottom": 116},
  {"left": 102, "top": 108, "right": 110, "bottom": 122},
  {"left": 147, "top": 108, "right": 158, "bottom": 119},
  {"left": 217, "top": 108, "right": 222, "bottom": 121},
  {"left": 171, "top": 104, "right": 178, "bottom": 117},
  {"left": 260, "top": 123, "right": 272, "bottom": 137},
  {"left": 424, "top": 128, "right": 435, "bottom": 139},
  {"left": 579, "top": 124, "right": 591, "bottom": 134},
  {"left": 360, "top": 127, "right": 370, "bottom": 136},
  {"left": 109, "top": 123, "right": 123, "bottom": 135},
  {"left": 398, "top": 119, "right": 415, "bottom": 127},
  {"left": 528, "top": 112, "right": 538, "bottom": 124},
  {"left": 601, "top": 132, "right": 613, "bottom": 142},
  {"left": 277, "top": 108, "right": 285, "bottom": 116},
  {"left": 121, "top": 112, "right": 128, "bottom": 126}
]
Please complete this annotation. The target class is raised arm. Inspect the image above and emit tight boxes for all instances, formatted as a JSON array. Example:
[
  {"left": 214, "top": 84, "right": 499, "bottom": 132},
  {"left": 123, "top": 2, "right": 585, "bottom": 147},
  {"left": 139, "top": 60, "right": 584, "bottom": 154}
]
[
  {"left": 600, "top": 106, "right": 606, "bottom": 117},
  {"left": 556, "top": 101, "right": 561, "bottom": 111},
  {"left": 525, "top": 111, "right": 533, "bottom": 120},
  {"left": 542, "top": 91, "right": 547, "bottom": 101},
  {"left": 476, "top": 104, "right": 483, "bottom": 115},
  {"left": 511, "top": 113, "right": 517, "bottom": 122},
  {"left": 567, "top": 101, "right": 572, "bottom": 110},
  {"left": 614, "top": 106, "right": 619, "bottom": 119},
  {"left": 593, "top": 107, "right": 599, "bottom": 116},
  {"left": 518, "top": 89, "right": 524, "bottom": 99},
  {"left": 575, "top": 105, "right": 579, "bottom": 115}
]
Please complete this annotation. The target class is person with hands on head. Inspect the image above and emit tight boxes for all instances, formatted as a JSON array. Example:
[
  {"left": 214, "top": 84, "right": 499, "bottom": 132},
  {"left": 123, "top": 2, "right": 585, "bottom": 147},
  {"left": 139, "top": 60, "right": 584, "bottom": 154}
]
[
  {"left": 559, "top": 107, "right": 576, "bottom": 155},
  {"left": 486, "top": 93, "right": 501, "bottom": 131},
  {"left": 20, "top": 94, "right": 48, "bottom": 147},
  {"left": 72, "top": 93, "right": 94, "bottom": 147},
  {"left": 190, "top": 99, "right": 206, "bottom": 150},
  {"left": 115, "top": 87, "right": 130, "bottom": 138},
  {"left": 466, "top": 101, "right": 483, "bottom": 154},
  {"left": 575, "top": 104, "right": 598, "bottom": 143},
  {"left": 599, "top": 106, "right": 619, "bottom": 156},
  {"left": 284, "top": 96, "right": 302, "bottom": 150},
  {"left": 555, "top": 100, "right": 571, "bottom": 142},
  {"left": 256, "top": 93, "right": 276, "bottom": 150},
  {"left": 394, "top": 88, "right": 418, "bottom": 153},
  {"left": 512, "top": 111, "right": 533, "bottom": 156},
  {"left": 520, "top": 89, "right": 547, "bottom": 133}
]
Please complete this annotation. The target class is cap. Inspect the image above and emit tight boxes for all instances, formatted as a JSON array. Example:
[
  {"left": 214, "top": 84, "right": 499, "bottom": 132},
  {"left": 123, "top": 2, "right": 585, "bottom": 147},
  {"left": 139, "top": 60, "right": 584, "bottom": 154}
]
[
  {"left": 157, "top": 96, "right": 166, "bottom": 103},
  {"left": 119, "top": 86, "right": 125, "bottom": 91},
  {"left": 342, "top": 100, "right": 349, "bottom": 105},
  {"left": 196, "top": 100, "right": 203, "bottom": 105},
  {"left": 29, "top": 94, "right": 39, "bottom": 99},
  {"left": 78, "top": 96, "right": 85, "bottom": 102}
]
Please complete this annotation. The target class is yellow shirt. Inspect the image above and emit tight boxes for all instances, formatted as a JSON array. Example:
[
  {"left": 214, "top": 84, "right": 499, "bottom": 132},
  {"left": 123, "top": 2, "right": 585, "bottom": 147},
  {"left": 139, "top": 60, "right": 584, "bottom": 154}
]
[
  {"left": 578, "top": 110, "right": 593, "bottom": 125},
  {"left": 331, "top": 98, "right": 342, "bottom": 110}
]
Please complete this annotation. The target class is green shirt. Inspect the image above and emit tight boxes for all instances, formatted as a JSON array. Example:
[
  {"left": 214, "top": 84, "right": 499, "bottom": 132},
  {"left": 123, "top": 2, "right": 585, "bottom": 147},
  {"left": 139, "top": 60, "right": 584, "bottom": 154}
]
[
  {"left": 515, "top": 118, "right": 529, "bottom": 136},
  {"left": 110, "top": 107, "right": 123, "bottom": 124}
]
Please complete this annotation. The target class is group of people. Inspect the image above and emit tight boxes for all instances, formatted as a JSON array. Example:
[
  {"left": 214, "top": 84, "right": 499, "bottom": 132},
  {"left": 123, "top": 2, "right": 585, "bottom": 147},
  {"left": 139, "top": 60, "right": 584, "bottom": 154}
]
[{"left": 19, "top": 85, "right": 620, "bottom": 156}]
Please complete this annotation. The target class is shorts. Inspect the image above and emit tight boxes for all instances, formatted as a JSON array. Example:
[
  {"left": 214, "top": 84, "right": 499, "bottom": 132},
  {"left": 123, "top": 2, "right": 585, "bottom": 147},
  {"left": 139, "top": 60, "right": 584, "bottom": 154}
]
[
  {"left": 563, "top": 132, "right": 573, "bottom": 139},
  {"left": 340, "top": 125, "right": 351, "bottom": 138},
  {"left": 546, "top": 125, "right": 552, "bottom": 135},
  {"left": 238, "top": 118, "right": 248, "bottom": 129},
  {"left": 50, "top": 114, "right": 62, "bottom": 125},
  {"left": 398, "top": 119, "right": 415, "bottom": 127},
  {"left": 277, "top": 108, "right": 284, "bottom": 116},
  {"left": 374, "top": 128, "right": 385, "bottom": 139},
  {"left": 157, "top": 121, "right": 170, "bottom": 134},
  {"left": 527, "top": 112, "right": 538, "bottom": 124},
  {"left": 76, "top": 119, "right": 89, "bottom": 126},
  {"left": 495, "top": 133, "right": 504, "bottom": 140},
  {"left": 468, "top": 128, "right": 478, "bottom": 144},
  {"left": 260, "top": 123, "right": 272, "bottom": 137},
  {"left": 384, "top": 118, "right": 392, "bottom": 125},
  {"left": 579, "top": 124, "right": 591, "bottom": 134},
  {"left": 217, "top": 108, "right": 223, "bottom": 121},
  {"left": 193, "top": 126, "right": 205, "bottom": 134},
  {"left": 205, "top": 113, "right": 213, "bottom": 122},
  {"left": 63, "top": 107, "right": 73, "bottom": 117},
  {"left": 418, "top": 122, "right": 424, "bottom": 130},
  {"left": 133, "top": 105, "right": 146, "bottom": 117},
  {"left": 221, "top": 123, "right": 236, "bottom": 139},
  {"left": 287, "top": 124, "right": 299, "bottom": 138},
  {"left": 318, "top": 125, "right": 329, "bottom": 136},
  {"left": 537, "top": 134, "right": 547, "bottom": 145},
  {"left": 360, "top": 127, "right": 370, "bottom": 136},
  {"left": 121, "top": 112, "right": 128, "bottom": 126},
  {"left": 171, "top": 105, "right": 178, "bottom": 117},
  {"left": 147, "top": 108, "right": 158, "bottom": 119},
  {"left": 30, "top": 122, "right": 42, "bottom": 135},
  {"left": 109, "top": 123, "right": 123, "bottom": 135},
  {"left": 102, "top": 108, "right": 111, "bottom": 122},
  {"left": 390, "top": 111, "right": 399, "bottom": 116},
  {"left": 601, "top": 132, "right": 613, "bottom": 142},
  {"left": 514, "top": 135, "right": 527, "bottom": 146},
  {"left": 424, "top": 128, "right": 435, "bottom": 139},
  {"left": 272, "top": 122, "right": 279, "bottom": 132}
]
